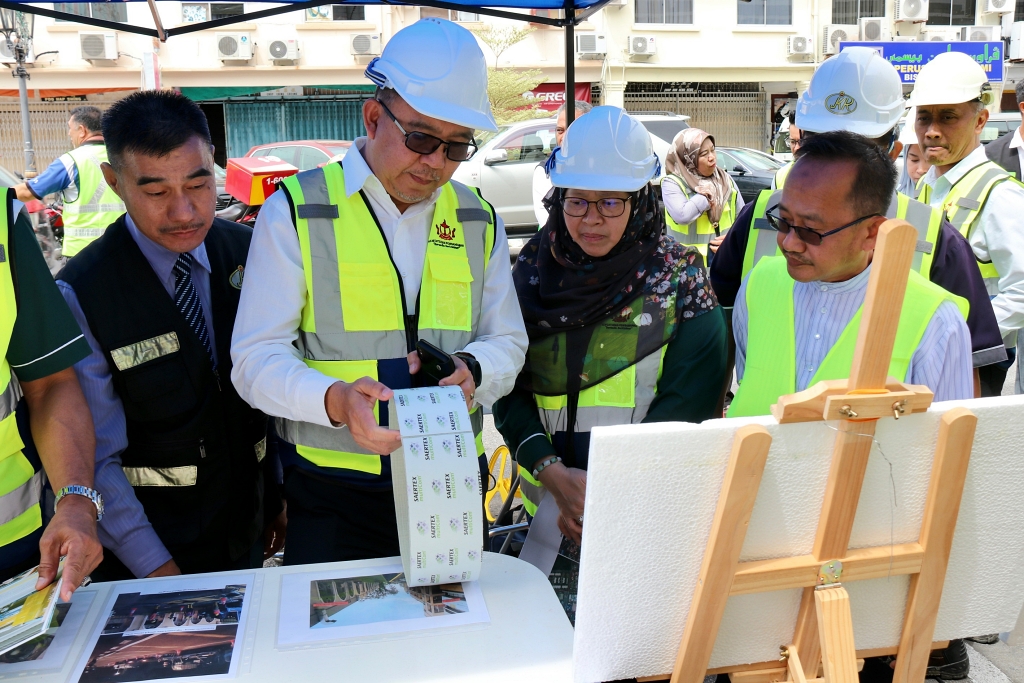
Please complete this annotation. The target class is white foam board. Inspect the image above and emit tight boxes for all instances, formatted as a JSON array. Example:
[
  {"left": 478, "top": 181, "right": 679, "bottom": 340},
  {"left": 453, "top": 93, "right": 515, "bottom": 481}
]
[{"left": 573, "top": 396, "right": 1024, "bottom": 683}]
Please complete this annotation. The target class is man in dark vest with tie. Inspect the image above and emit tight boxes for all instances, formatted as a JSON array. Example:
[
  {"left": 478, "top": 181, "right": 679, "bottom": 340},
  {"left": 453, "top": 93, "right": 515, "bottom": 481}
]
[{"left": 56, "top": 91, "right": 283, "bottom": 580}]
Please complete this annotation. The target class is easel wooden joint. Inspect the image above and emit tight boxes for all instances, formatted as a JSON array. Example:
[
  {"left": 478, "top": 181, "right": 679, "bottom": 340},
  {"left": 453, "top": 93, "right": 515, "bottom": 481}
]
[{"left": 668, "top": 220, "right": 979, "bottom": 683}]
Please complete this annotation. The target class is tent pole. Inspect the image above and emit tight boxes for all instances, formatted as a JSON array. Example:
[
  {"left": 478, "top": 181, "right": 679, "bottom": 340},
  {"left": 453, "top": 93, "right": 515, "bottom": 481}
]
[{"left": 564, "top": 17, "right": 575, "bottom": 125}]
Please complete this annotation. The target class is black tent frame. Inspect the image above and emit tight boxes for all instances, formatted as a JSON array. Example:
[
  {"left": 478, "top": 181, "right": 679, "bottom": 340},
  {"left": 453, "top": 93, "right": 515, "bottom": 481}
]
[{"left": 0, "top": 0, "right": 611, "bottom": 123}]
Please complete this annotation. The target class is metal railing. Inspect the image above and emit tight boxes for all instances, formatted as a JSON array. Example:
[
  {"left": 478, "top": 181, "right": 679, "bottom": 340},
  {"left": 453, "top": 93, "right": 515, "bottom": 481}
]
[{"left": 624, "top": 90, "right": 771, "bottom": 152}]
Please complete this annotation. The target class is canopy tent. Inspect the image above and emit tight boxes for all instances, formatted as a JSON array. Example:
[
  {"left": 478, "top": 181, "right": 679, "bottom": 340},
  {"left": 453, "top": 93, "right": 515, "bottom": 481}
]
[{"left": 0, "top": 0, "right": 612, "bottom": 123}]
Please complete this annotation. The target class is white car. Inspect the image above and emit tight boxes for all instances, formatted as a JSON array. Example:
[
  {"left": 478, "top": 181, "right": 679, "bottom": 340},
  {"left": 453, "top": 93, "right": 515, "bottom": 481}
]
[{"left": 453, "top": 112, "right": 691, "bottom": 236}]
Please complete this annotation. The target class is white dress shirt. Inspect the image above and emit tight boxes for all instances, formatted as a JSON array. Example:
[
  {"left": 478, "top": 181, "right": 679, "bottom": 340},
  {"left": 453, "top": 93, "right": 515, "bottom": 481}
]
[
  {"left": 533, "top": 165, "right": 553, "bottom": 227},
  {"left": 920, "top": 144, "right": 1024, "bottom": 343},
  {"left": 230, "top": 138, "right": 528, "bottom": 428},
  {"left": 733, "top": 264, "right": 974, "bottom": 402}
]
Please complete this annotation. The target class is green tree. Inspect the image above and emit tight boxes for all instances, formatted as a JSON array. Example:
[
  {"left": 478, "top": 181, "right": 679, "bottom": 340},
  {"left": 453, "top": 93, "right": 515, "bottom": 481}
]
[{"left": 472, "top": 26, "right": 548, "bottom": 125}]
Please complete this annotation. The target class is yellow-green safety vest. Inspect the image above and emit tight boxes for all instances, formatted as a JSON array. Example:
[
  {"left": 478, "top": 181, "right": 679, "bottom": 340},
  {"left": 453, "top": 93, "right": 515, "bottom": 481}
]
[
  {"left": 741, "top": 189, "right": 943, "bottom": 281},
  {"left": 774, "top": 161, "right": 793, "bottom": 189},
  {"left": 61, "top": 144, "right": 125, "bottom": 258},
  {"left": 917, "top": 160, "right": 1017, "bottom": 296},
  {"left": 277, "top": 164, "right": 495, "bottom": 474},
  {"left": 662, "top": 174, "right": 737, "bottom": 258},
  {"left": 727, "top": 256, "right": 969, "bottom": 418},
  {"left": 0, "top": 197, "right": 45, "bottom": 549}
]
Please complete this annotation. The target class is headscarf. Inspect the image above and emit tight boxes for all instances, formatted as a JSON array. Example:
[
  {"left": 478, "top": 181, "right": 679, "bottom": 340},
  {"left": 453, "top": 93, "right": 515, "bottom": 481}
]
[
  {"left": 665, "top": 128, "right": 734, "bottom": 224},
  {"left": 512, "top": 183, "right": 717, "bottom": 395}
]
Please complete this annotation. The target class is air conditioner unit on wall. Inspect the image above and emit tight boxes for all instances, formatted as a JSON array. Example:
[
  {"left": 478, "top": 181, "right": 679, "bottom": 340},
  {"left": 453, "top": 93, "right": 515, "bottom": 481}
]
[
  {"left": 859, "top": 17, "right": 891, "bottom": 41},
  {"left": 216, "top": 32, "right": 252, "bottom": 60},
  {"left": 0, "top": 40, "right": 33, "bottom": 64},
  {"left": 895, "top": 0, "right": 929, "bottom": 22},
  {"left": 267, "top": 39, "right": 298, "bottom": 62},
  {"left": 821, "top": 24, "right": 857, "bottom": 54},
  {"left": 920, "top": 27, "right": 960, "bottom": 40},
  {"left": 79, "top": 32, "right": 117, "bottom": 61},
  {"left": 787, "top": 35, "right": 814, "bottom": 56},
  {"left": 575, "top": 33, "right": 607, "bottom": 58},
  {"left": 960, "top": 25, "right": 999, "bottom": 40},
  {"left": 984, "top": 0, "right": 1014, "bottom": 14},
  {"left": 1012, "top": 21, "right": 1024, "bottom": 59},
  {"left": 628, "top": 35, "right": 656, "bottom": 57},
  {"left": 350, "top": 34, "right": 381, "bottom": 56}
]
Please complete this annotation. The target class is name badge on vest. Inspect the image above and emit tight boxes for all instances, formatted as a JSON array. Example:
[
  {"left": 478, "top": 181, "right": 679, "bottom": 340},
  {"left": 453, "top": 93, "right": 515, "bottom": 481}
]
[{"left": 229, "top": 265, "right": 244, "bottom": 289}]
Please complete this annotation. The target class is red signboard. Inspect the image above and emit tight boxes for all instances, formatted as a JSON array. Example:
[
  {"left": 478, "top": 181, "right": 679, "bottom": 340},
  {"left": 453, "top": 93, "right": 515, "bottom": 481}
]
[{"left": 525, "top": 83, "right": 592, "bottom": 112}]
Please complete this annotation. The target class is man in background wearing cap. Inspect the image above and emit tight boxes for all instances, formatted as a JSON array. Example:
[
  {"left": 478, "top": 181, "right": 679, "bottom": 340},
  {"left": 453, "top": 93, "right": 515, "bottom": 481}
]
[
  {"left": 712, "top": 47, "right": 1005, "bottom": 401},
  {"left": 231, "top": 18, "right": 528, "bottom": 565},
  {"left": 913, "top": 51, "right": 1024, "bottom": 397}
]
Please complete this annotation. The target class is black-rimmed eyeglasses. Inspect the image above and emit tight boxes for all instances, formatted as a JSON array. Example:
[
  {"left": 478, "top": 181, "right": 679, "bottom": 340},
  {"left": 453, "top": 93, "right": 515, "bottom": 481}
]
[
  {"left": 560, "top": 196, "right": 630, "bottom": 218},
  {"left": 764, "top": 204, "right": 881, "bottom": 246},
  {"left": 375, "top": 98, "right": 478, "bottom": 162}
]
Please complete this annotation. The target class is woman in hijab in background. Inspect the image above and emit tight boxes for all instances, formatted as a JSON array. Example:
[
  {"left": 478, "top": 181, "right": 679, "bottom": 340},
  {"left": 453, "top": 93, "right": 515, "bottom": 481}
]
[
  {"left": 493, "top": 108, "right": 726, "bottom": 607},
  {"left": 897, "top": 108, "right": 931, "bottom": 198},
  {"left": 662, "top": 128, "right": 744, "bottom": 268}
]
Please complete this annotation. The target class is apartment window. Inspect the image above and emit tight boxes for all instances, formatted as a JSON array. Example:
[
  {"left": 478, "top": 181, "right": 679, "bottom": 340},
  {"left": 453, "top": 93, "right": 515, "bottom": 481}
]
[
  {"left": 54, "top": 3, "right": 127, "bottom": 22},
  {"left": 927, "top": 0, "right": 977, "bottom": 24},
  {"left": 182, "top": 3, "right": 245, "bottom": 22},
  {"left": 831, "top": 0, "right": 884, "bottom": 24},
  {"left": 420, "top": 7, "right": 480, "bottom": 21},
  {"left": 304, "top": 4, "right": 366, "bottom": 21},
  {"left": 737, "top": 0, "right": 792, "bottom": 25},
  {"left": 636, "top": 0, "right": 693, "bottom": 23}
]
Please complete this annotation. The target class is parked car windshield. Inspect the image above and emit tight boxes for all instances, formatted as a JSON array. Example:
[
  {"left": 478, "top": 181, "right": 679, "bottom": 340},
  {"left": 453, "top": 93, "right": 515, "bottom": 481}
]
[
  {"left": 326, "top": 145, "right": 350, "bottom": 156},
  {"left": 639, "top": 119, "right": 690, "bottom": 145},
  {"left": 476, "top": 124, "right": 512, "bottom": 150},
  {"left": 727, "top": 147, "right": 784, "bottom": 171}
]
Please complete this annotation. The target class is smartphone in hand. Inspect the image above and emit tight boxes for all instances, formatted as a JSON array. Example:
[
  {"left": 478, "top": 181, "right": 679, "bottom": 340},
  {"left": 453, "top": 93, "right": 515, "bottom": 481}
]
[{"left": 415, "top": 339, "right": 456, "bottom": 387}]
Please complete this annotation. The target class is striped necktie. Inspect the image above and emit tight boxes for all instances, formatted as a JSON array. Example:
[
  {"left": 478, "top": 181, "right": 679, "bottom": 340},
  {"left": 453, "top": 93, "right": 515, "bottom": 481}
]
[{"left": 173, "top": 252, "right": 215, "bottom": 367}]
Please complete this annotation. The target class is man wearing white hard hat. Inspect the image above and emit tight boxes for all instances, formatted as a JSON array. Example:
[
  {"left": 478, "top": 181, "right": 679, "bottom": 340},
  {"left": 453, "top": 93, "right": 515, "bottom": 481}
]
[
  {"left": 230, "top": 18, "right": 528, "bottom": 564},
  {"left": 713, "top": 47, "right": 1005, "bottom": 399},
  {"left": 913, "top": 50, "right": 1024, "bottom": 397}
]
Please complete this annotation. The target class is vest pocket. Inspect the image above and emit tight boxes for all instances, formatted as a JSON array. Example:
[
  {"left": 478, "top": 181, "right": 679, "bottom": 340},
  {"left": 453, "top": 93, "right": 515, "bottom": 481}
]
[
  {"left": 424, "top": 252, "right": 473, "bottom": 331},
  {"left": 337, "top": 263, "right": 402, "bottom": 332},
  {"left": 118, "top": 352, "right": 197, "bottom": 421}
]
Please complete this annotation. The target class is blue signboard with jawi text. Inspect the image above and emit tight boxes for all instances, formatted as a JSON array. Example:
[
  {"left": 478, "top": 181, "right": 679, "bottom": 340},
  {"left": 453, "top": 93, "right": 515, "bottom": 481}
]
[{"left": 837, "top": 41, "right": 1004, "bottom": 83}]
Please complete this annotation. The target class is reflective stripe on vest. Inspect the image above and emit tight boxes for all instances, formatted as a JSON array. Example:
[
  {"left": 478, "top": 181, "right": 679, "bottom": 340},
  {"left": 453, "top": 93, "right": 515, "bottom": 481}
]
[
  {"left": 276, "top": 165, "right": 494, "bottom": 473},
  {"left": 741, "top": 190, "right": 942, "bottom": 281},
  {"left": 727, "top": 256, "right": 969, "bottom": 418},
  {"left": 918, "top": 161, "right": 1011, "bottom": 295},
  {"left": 0, "top": 196, "right": 43, "bottom": 547},
  {"left": 62, "top": 145, "right": 125, "bottom": 257},
  {"left": 662, "top": 175, "right": 737, "bottom": 258},
  {"left": 774, "top": 161, "right": 793, "bottom": 189},
  {"left": 518, "top": 350, "right": 664, "bottom": 516}
]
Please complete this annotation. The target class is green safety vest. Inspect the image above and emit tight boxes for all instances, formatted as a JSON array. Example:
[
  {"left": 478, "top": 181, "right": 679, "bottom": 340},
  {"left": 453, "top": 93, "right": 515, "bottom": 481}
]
[
  {"left": 741, "top": 189, "right": 943, "bottom": 281},
  {"left": 0, "top": 198, "right": 44, "bottom": 549},
  {"left": 727, "top": 256, "right": 968, "bottom": 418},
  {"left": 61, "top": 144, "right": 125, "bottom": 258},
  {"left": 662, "top": 174, "right": 737, "bottom": 258},
  {"left": 277, "top": 164, "right": 495, "bottom": 473},
  {"left": 517, "top": 289, "right": 677, "bottom": 516},
  {"left": 917, "top": 160, "right": 1016, "bottom": 296},
  {"left": 774, "top": 161, "right": 793, "bottom": 189}
]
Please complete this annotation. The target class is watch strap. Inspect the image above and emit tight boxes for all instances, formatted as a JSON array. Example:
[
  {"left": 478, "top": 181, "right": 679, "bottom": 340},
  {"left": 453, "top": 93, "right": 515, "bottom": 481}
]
[{"left": 54, "top": 485, "right": 104, "bottom": 521}]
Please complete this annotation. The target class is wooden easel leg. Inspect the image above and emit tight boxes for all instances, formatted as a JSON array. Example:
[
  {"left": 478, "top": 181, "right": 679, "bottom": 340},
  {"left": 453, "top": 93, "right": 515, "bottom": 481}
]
[
  {"left": 892, "top": 408, "right": 978, "bottom": 683},
  {"left": 670, "top": 425, "right": 773, "bottom": 683},
  {"left": 815, "top": 587, "right": 859, "bottom": 683}
]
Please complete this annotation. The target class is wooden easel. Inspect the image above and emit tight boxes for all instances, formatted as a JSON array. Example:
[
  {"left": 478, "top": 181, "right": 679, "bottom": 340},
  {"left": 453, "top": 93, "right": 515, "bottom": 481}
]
[{"left": 666, "top": 220, "right": 979, "bottom": 683}]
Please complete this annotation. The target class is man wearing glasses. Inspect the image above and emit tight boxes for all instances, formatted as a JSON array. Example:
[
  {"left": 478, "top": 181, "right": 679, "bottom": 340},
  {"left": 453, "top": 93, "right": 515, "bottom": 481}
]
[
  {"left": 230, "top": 18, "right": 528, "bottom": 564},
  {"left": 727, "top": 131, "right": 973, "bottom": 418}
]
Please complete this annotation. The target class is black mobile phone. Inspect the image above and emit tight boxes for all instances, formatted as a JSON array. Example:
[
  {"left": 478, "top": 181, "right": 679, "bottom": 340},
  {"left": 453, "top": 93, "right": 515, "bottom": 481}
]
[{"left": 415, "top": 339, "right": 456, "bottom": 387}]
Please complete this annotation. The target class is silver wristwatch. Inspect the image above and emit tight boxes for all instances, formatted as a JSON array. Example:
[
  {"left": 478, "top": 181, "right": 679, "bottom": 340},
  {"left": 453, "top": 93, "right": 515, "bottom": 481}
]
[{"left": 53, "top": 485, "right": 104, "bottom": 521}]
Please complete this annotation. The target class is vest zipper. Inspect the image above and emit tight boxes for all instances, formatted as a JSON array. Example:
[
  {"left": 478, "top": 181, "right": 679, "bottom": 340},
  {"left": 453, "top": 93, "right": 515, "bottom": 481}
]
[
  {"left": 200, "top": 438, "right": 206, "bottom": 459},
  {"left": 212, "top": 366, "right": 222, "bottom": 392}
]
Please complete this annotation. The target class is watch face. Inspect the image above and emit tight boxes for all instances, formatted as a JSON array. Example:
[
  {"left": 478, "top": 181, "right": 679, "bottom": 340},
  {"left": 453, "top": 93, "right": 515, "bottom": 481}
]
[{"left": 182, "top": 3, "right": 209, "bottom": 22}]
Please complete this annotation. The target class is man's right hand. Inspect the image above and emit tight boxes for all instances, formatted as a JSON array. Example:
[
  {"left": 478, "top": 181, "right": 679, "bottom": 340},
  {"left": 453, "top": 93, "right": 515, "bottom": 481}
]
[
  {"left": 147, "top": 559, "right": 182, "bottom": 578},
  {"left": 325, "top": 379, "right": 402, "bottom": 454}
]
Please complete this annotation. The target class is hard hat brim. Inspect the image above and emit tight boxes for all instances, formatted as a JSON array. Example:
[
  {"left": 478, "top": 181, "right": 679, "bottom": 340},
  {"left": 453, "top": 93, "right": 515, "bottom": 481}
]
[
  {"left": 906, "top": 90, "right": 980, "bottom": 108},
  {"left": 403, "top": 92, "right": 498, "bottom": 133},
  {"left": 549, "top": 171, "right": 652, "bottom": 193}
]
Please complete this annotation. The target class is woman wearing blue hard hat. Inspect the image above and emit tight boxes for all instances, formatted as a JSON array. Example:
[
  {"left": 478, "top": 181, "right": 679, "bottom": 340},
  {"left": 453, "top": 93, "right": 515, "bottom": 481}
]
[{"left": 493, "top": 107, "right": 727, "bottom": 614}]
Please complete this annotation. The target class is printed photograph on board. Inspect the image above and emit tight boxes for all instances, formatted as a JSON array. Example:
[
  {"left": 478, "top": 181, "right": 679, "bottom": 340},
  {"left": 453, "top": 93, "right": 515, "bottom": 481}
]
[
  {"left": 309, "top": 573, "right": 468, "bottom": 629},
  {"left": 73, "top": 577, "right": 253, "bottom": 683}
]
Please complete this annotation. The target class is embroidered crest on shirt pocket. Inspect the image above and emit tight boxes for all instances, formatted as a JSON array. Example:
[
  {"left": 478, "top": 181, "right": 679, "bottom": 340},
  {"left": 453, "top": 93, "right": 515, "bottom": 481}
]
[{"left": 110, "top": 332, "right": 180, "bottom": 372}]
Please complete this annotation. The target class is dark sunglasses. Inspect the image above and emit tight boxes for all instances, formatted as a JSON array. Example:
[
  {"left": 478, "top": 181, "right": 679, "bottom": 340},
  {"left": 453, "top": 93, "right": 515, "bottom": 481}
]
[
  {"left": 765, "top": 204, "right": 881, "bottom": 246},
  {"left": 560, "top": 196, "right": 629, "bottom": 218},
  {"left": 375, "top": 98, "right": 478, "bottom": 162}
]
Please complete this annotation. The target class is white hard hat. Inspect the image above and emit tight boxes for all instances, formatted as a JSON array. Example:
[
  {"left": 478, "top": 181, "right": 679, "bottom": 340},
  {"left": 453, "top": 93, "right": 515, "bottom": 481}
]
[
  {"left": 364, "top": 18, "right": 497, "bottom": 132},
  {"left": 796, "top": 46, "right": 905, "bottom": 137},
  {"left": 908, "top": 51, "right": 991, "bottom": 108},
  {"left": 549, "top": 106, "right": 660, "bottom": 192},
  {"left": 898, "top": 107, "right": 918, "bottom": 145}
]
